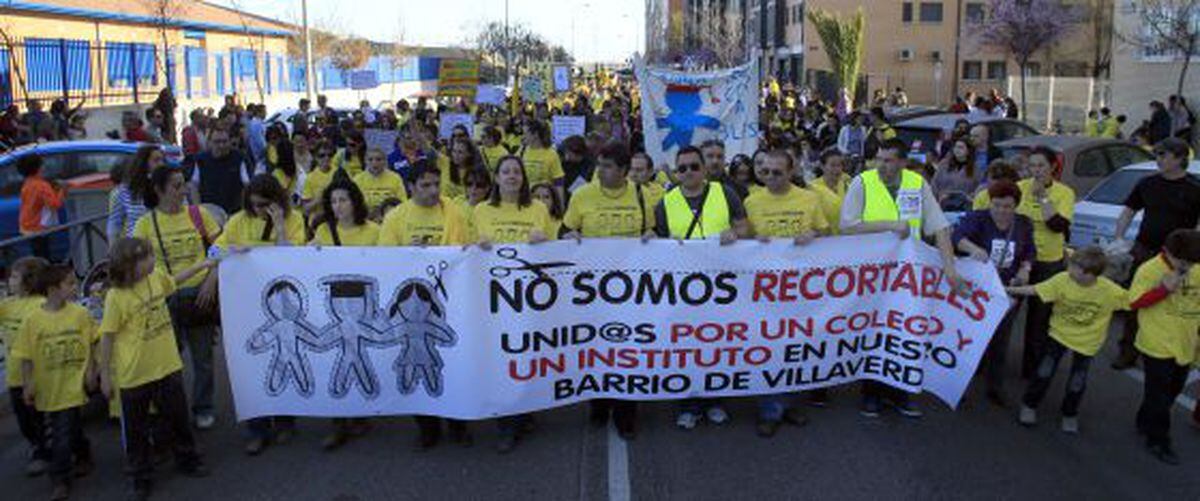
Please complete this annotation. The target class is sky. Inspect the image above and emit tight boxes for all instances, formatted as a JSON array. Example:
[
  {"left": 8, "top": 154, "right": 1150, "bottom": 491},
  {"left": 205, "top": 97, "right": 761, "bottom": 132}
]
[{"left": 213, "top": 0, "right": 645, "bottom": 63}]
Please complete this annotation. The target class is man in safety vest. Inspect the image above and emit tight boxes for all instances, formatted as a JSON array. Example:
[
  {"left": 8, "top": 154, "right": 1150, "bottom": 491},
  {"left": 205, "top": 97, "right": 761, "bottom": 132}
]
[
  {"left": 840, "top": 137, "right": 963, "bottom": 420},
  {"left": 652, "top": 145, "right": 749, "bottom": 429}
]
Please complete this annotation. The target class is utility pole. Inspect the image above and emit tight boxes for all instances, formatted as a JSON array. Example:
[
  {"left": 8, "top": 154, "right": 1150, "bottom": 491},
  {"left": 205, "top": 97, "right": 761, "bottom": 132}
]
[
  {"left": 302, "top": 0, "right": 315, "bottom": 100},
  {"left": 504, "top": 0, "right": 511, "bottom": 87}
]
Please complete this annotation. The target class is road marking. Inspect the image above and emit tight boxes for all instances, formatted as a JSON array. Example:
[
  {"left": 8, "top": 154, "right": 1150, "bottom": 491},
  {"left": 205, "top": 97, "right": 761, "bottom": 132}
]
[
  {"left": 607, "top": 423, "right": 631, "bottom": 501},
  {"left": 1120, "top": 368, "right": 1198, "bottom": 412}
]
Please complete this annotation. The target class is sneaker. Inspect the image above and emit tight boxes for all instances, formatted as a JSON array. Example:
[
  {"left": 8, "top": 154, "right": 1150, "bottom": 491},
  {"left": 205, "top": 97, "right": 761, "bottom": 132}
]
[
  {"left": 755, "top": 419, "right": 781, "bottom": 438},
  {"left": 244, "top": 438, "right": 267, "bottom": 456},
  {"left": 860, "top": 397, "right": 882, "bottom": 418},
  {"left": 50, "top": 482, "right": 69, "bottom": 501},
  {"left": 675, "top": 411, "right": 699, "bottom": 430},
  {"left": 1061, "top": 416, "right": 1080, "bottom": 435},
  {"left": 495, "top": 435, "right": 518, "bottom": 454},
  {"left": 194, "top": 414, "right": 215, "bottom": 430},
  {"left": 1018, "top": 405, "right": 1037, "bottom": 427},
  {"left": 807, "top": 389, "right": 830, "bottom": 408},
  {"left": 705, "top": 406, "right": 730, "bottom": 425},
  {"left": 25, "top": 457, "right": 48, "bottom": 477},
  {"left": 1148, "top": 443, "right": 1181, "bottom": 465},
  {"left": 891, "top": 400, "right": 923, "bottom": 419},
  {"left": 321, "top": 431, "right": 348, "bottom": 451}
]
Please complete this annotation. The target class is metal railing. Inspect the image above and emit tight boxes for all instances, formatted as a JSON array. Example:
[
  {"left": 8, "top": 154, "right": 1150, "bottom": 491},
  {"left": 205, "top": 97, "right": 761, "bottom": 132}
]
[{"left": 0, "top": 212, "right": 109, "bottom": 278}]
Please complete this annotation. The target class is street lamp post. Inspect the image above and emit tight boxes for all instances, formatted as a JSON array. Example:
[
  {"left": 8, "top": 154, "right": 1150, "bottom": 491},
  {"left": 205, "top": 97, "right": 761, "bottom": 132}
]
[{"left": 302, "top": 0, "right": 315, "bottom": 100}]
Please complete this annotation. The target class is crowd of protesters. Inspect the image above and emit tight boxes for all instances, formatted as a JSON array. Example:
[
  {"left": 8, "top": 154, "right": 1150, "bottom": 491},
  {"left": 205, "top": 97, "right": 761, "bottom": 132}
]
[{"left": 1, "top": 72, "right": 1200, "bottom": 500}]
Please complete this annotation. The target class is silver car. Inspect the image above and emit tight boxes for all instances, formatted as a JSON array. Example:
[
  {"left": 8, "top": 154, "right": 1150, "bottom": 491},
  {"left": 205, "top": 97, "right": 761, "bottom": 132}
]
[{"left": 1070, "top": 160, "right": 1200, "bottom": 248}]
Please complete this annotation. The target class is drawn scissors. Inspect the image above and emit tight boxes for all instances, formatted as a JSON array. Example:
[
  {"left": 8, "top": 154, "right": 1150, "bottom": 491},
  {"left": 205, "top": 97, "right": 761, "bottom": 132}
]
[
  {"left": 426, "top": 261, "right": 449, "bottom": 298},
  {"left": 488, "top": 247, "right": 574, "bottom": 279}
]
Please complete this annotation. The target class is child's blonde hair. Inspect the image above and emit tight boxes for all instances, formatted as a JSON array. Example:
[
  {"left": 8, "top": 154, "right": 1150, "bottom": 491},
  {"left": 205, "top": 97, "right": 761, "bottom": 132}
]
[
  {"left": 108, "top": 237, "right": 154, "bottom": 288},
  {"left": 1069, "top": 247, "right": 1108, "bottom": 276}
]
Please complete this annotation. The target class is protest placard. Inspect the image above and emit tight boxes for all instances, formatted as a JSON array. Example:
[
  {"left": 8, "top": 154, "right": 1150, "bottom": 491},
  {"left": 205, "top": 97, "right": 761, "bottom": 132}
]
[
  {"left": 438, "top": 113, "right": 475, "bottom": 139},
  {"left": 438, "top": 59, "right": 480, "bottom": 98},
  {"left": 552, "top": 115, "right": 586, "bottom": 146}
]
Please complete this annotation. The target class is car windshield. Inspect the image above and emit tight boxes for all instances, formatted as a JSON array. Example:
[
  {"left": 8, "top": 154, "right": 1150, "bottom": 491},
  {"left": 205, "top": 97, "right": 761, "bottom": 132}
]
[
  {"left": 895, "top": 127, "right": 941, "bottom": 155},
  {"left": 1085, "top": 170, "right": 1154, "bottom": 205}
]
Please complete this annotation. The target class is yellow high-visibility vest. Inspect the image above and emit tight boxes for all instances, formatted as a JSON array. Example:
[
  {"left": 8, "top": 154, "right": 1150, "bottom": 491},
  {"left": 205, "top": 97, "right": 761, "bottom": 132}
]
[
  {"left": 664, "top": 182, "right": 731, "bottom": 240},
  {"left": 861, "top": 169, "right": 924, "bottom": 237}
]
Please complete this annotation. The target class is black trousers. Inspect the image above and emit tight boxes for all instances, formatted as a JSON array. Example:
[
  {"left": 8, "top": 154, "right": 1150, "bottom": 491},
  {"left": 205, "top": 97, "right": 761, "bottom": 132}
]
[
  {"left": 1137, "top": 354, "right": 1189, "bottom": 447},
  {"left": 1022, "top": 260, "right": 1065, "bottom": 378},
  {"left": 119, "top": 371, "right": 200, "bottom": 482},
  {"left": 1021, "top": 338, "right": 1093, "bottom": 417},
  {"left": 1118, "top": 243, "right": 1156, "bottom": 358},
  {"left": 8, "top": 387, "right": 49, "bottom": 460},
  {"left": 980, "top": 301, "right": 1021, "bottom": 392},
  {"left": 590, "top": 399, "right": 637, "bottom": 431},
  {"left": 414, "top": 416, "right": 467, "bottom": 439}
]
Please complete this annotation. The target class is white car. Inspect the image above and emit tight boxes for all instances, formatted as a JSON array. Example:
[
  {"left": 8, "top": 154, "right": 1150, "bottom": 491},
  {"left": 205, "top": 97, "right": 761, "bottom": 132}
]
[
  {"left": 1070, "top": 160, "right": 1200, "bottom": 248},
  {"left": 266, "top": 107, "right": 353, "bottom": 134}
]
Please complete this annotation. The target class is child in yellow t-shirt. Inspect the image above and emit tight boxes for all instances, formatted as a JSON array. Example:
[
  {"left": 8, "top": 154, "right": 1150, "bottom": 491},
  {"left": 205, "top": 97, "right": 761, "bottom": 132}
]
[
  {"left": 1, "top": 256, "right": 50, "bottom": 475},
  {"left": 98, "top": 238, "right": 215, "bottom": 495},
  {"left": 13, "top": 264, "right": 96, "bottom": 496},
  {"left": 1127, "top": 229, "right": 1200, "bottom": 464},
  {"left": 1007, "top": 247, "right": 1128, "bottom": 434}
]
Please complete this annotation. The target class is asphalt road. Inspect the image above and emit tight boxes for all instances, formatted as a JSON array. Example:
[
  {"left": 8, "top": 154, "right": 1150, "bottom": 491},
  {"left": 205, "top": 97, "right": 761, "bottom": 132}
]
[{"left": 2, "top": 317, "right": 1199, "bottom": 501}]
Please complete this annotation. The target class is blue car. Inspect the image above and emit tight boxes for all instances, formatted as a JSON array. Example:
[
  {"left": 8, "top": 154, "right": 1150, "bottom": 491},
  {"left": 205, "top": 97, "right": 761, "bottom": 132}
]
[{"left": 0, "top": 140, "right": 182, "bottom": 262}]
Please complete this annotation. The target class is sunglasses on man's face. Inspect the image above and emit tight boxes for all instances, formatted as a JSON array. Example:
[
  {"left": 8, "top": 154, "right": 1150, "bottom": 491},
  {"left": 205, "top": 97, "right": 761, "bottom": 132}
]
[{"left": 675, "top": 162, "right": 703, "bottom": 174}]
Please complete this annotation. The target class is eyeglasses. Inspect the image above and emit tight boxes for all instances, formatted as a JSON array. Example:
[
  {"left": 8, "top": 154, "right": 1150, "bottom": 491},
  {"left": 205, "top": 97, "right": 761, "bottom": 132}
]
[{"left": 675, "top": 162, "right": 703, "bottom": 173}]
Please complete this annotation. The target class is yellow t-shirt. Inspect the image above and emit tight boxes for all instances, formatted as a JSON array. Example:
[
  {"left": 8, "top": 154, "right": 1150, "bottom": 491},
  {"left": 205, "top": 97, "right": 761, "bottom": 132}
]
[
  {"left": 973, "top": 189, "right": 990, "bottom": 210},
  {"left": 353, "top": 170, "right": 408, "bottom": 212},
  {"left": 637, "top": 181, "right": 666, "bottom": 210},
  {"left": 1034, "top": 272, "right": 1128, "bottom": 356},
  {"left": 745, "top": 186, "right": 830, "bottom": 238},
  {"left": 215, "top": 210, "right": 307, "bottom": 248},
  {"left": 503, "top": 133, "right": 523, "bottom": 153},
  {"left": 331, "top": 149, "right": 364, "bottom": 177},
  {"left": 379, "top": 199, "right": 469, "bottom": 246},
  {"left": 309, "top": 221, "right": 380, "bottom": 246},
  {"left": 436, "top": 156, "right": 468, "bottom": 201},
  {"left": 481, "top": 144, "right": 510, "bottom": 171},
  {"left": 521, "top": 147, "right": 566, "bottom": 188},
  {"left": 563, "top": 182, "right": 655, "bottom": 238},
  {"left": 472, "top": 200, "right": 556, "bottom": 244},
  {"left": 1132, "top": 256, "right": 1200, "bottom": 365},
  {"left": 1, "top": 295, "right": 45, "bottom": 387},
  {"left": 808, "top": 174, "right": 849, "bottom": 235},
  {"left": 12, "top": 304, "right": 96, "bottom": 411},
  {"left": 302, "top": 167, "right": 336, "bottom": 202},
  {"left": 98, "top": 269, "right": 183, "bottom": 389},
  {"left": 1017, "top": 179, "right": 1075, "bottom": 263},
  {"left": 133, "top": 207, "right": 220, "bottom": 288}
]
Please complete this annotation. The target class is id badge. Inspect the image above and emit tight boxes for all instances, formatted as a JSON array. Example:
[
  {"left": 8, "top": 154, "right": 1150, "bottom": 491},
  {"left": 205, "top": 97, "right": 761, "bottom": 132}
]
[
  {"left": 989, "top": 239, "right": 1015, "bottom": 268},
  {"left": 897, "top": 188, "right": 922, "bottom": 221}
]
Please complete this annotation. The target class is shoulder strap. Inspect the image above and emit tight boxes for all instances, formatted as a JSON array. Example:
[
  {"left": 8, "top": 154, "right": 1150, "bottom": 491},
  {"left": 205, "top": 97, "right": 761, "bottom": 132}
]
[
  {"left": 636, "top": 182, "right": 646, "bottom": 236},
  {"left": 187, "top": 205, "right": 211, "bottom": 248},
  {"left": 150, "top": 211, "right": 174, "bottom": 276},
  {"left": 684, "top": 183, "right": 711, "bottom": 240},
  {"left": 260, "top": 218, "right": 275, "bottom": 242},
  {"left": 328, "top": 218, "right": 343, "bottom": 247}
]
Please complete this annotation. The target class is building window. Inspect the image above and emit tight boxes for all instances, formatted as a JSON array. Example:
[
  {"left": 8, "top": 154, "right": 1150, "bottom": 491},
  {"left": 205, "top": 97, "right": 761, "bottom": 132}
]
[
  {"left": 987, "top": 61, "right": 1007, "bottom": 80},
  {"left": 902, "top": 2, "right": 913, "bottom": 23},
  {"left": 1023, "top": 62, "right": 1042, "bottom": 77},
  {"left": 106, "top": 42, "right": 157, "bottom": 89},
  {"left": 962, "top": 60, "right": 983, "bottom": 80},
  {"left": 919, "top": 2, "right": 944, "bottom": 23},
  {"left": 965, "top": 2, "right": 985, "bottom": 24},
  {"left": 26, "top": 38, "right": 92, "bottom": 92}
]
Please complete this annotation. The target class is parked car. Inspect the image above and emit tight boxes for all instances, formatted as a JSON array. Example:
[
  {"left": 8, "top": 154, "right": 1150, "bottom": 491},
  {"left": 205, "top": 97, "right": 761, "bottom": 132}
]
[
  {"left": 267, "top": 107, "right": 353, "bottom": 134},
  {"left": 883, "top": 105, "right": 944, "bottom": 124},
  {"left": 895, "top": 113, "right": 1039, "bottom": 160},
  {"left": 1070, "top": 161, "right": 1200, "bottom": 248},
  {"left": 0, "top": 140, "right": 182, "bottom": 240},
  {"left": 995, "top": 135, "right": 1153, "bottom": 196}
]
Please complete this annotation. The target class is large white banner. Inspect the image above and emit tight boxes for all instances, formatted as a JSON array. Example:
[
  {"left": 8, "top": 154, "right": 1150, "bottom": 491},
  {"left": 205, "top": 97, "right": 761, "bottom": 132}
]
[
  {"left": 635, "top": 59, "right": 760, "bottom": 170},
  {"left": 219, "top": 235, "right": 1010, "bottom": 421}
]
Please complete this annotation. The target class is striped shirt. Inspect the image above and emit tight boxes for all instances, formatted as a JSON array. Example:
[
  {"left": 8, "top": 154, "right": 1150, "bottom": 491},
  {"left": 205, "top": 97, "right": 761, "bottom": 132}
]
[{"left": 106, "top": 185, "right": 148, "bottom": 241}]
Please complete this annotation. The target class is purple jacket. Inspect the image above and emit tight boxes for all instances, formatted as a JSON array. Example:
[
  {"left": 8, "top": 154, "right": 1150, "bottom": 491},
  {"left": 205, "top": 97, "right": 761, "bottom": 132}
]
[{"left": 952, "top": 210, "right": 1035, "bottom": 285}]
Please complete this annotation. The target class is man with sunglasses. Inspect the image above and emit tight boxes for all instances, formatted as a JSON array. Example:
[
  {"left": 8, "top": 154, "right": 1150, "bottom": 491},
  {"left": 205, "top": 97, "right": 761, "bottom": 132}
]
[
  {"left": 1112, "top": 137, "right": 1200, "bottom": 370},
  {"left": 840, "top": 138, "right": 960, "bottom": 420},
  {"left": 653, "top": 145, "right": 749, "bottom": 430}
]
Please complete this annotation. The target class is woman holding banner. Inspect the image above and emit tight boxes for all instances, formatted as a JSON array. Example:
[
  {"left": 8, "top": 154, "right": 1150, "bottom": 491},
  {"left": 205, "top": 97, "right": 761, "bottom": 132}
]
[
  {"left": 561, "top": 142, "right": 654, "bottom": 441},
  {"left": 472, "top": 155, "right": 557, "bottom": 453},
  {"left": 214, "top": 174, "right": 307, "bottom": 456},
  {"left": 309, "top": 177, "right": 381, "bottom": 451}
]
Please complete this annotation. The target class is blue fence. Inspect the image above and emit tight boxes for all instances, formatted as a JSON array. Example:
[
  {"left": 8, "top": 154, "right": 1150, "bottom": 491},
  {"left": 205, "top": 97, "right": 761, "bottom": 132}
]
[
  {"left": 0, "top": 49, "right": 10, "bottom": 108},
  {"left": 24, "top": 38, "right": 92, "bottom": 92}
]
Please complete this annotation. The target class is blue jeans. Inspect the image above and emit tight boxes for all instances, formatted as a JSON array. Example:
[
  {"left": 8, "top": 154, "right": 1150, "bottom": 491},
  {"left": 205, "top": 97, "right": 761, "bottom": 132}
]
[
  {"left": 176, "top": 324, "right": 216, "bottom": 415},
  {"left": 1021, "top": 337, "right": 1092, "bottom": 417},
  {"left": 47, "top": 407, "right": 89, "bottom": 483}
]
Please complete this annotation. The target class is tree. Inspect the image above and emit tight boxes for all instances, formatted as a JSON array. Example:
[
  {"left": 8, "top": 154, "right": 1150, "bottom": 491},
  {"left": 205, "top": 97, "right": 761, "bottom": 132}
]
[
  {"left": 975, "top": 0, "right": 1078, "bottom": 120},
  {"left": 330, "top": 37, "right": 371, "bottom": 71},
  {"left": 229, "top": 0, "right": 268, "bottom": 103},
  {"left": 807, "top": 8, "right": 865, "bottom": 106},
  {"left": 0, "top": 23, "right": 29, "bottom": 104},
  {"left": 469, "top": 21, "right": 571, "bottom": 82},
  {"left": 140, "top": 0, "right": 189, "bottom": 83},
  {"left": 1085, "top": 0, "right": 1115, "bottom": 79},
  {"left": 1121, "top": 0, "right": 1200, "bottom": 98}
]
